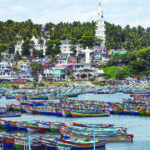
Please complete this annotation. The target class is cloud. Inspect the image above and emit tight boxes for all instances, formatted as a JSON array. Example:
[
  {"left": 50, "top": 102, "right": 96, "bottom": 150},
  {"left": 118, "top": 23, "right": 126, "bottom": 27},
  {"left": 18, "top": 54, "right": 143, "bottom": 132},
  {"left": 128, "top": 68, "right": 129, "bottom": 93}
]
[{"left": 0, "top": 0, "right": 149, "bottom": 28}]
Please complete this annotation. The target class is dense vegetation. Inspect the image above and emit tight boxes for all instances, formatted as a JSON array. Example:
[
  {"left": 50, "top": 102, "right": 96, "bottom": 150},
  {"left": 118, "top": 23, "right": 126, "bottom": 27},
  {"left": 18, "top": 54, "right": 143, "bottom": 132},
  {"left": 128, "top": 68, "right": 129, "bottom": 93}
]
[
  {"left": 0, "top": 19, "right": 149, "bottom": 79},
  {"left": 103, "top": 47, "right": 150, "bottom": 79},
  {"left": 0, "top": 19, "right": 150, "bottom": 53}
]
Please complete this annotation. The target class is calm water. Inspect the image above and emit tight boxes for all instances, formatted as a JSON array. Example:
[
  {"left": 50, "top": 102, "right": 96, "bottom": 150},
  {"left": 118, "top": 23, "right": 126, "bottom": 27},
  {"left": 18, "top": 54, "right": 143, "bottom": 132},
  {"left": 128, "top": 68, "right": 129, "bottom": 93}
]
[{"left": 1, "top": 93, "right": 150, "bottom": 150}]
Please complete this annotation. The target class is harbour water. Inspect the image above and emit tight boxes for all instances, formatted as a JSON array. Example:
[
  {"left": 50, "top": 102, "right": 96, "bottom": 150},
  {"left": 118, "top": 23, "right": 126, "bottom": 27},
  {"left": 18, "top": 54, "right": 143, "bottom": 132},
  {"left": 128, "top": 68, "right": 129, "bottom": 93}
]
[{"left": 1, "top": 93, "right": 150, "bottom": 150}]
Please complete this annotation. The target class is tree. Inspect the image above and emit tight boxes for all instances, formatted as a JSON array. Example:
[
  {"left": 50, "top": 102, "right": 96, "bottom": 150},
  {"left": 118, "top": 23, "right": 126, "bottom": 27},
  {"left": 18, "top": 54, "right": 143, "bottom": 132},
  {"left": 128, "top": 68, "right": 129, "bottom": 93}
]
[
  {"left": 136, "top": 47, "right": 150, "bottom": 60},
  {"left": 31, "top": 62, "right": 44, "bottom": 81},
  {"left": 32, "top": 81, "right": 37, "bottom": 88},
  {"left": 79, "top": 35, "right": 95, "bottom": 49},
  {"left": 13, "top": 51, "right": 20, "bottom": 61},
  {"left": 129, "top": 59, "right": 149, "bottom": 77},
  {"left": 8, "top": 42, "right": 15, "bottom": 54},
  {"left": 32, "top": 49, "right": 43, "bottom": 58},
  {"left": 49, "top": 55, "right": 57, "bottom": 64},
  {"left": 67, "top": 69, "right": 73, "bottom": 77},
  {"left": 21, "top": 39, "right": 32, "bottom": 56},
  {"left": 104, "top": 66, "right": 128, "bottom": 79},
  {"left": 0, "top": 43, "right": 8, "bottom": 53},
  {"left": 0, "top": 53, "right": 3, "bottom": 62},
  {"left": 46, "top": 39, "right": 61, "bottom": 57}
]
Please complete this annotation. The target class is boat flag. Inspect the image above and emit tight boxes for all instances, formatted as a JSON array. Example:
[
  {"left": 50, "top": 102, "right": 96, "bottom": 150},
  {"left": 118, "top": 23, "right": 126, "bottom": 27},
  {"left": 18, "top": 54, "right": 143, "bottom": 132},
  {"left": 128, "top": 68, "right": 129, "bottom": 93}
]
[{"left": 18, "top": 132, "right": 20, "bottom": 136}]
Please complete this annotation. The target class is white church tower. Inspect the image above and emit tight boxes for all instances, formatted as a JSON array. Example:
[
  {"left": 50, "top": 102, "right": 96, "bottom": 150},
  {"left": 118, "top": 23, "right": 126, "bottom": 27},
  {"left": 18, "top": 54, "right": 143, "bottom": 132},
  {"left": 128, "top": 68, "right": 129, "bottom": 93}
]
[{"left": 95, "top": 2, "right": 106, "bottom": 49}]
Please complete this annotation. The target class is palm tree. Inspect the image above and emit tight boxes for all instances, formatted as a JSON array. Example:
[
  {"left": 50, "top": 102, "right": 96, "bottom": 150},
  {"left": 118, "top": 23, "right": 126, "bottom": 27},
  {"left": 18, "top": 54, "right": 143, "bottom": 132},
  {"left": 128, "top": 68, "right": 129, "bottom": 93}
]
[
  {"left": 38, "top": 38, "right": 44, "bottom": 49},
  {"left": 31, "top": 62, "right": 44, "bottom": 81}
]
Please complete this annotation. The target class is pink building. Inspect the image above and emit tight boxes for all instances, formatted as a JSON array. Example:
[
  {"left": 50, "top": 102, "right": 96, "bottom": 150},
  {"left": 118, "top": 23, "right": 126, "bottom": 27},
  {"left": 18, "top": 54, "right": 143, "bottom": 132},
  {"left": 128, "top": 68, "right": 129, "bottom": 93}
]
[{"left": 55, "top": 61, "right": 75, "bottom": 69}]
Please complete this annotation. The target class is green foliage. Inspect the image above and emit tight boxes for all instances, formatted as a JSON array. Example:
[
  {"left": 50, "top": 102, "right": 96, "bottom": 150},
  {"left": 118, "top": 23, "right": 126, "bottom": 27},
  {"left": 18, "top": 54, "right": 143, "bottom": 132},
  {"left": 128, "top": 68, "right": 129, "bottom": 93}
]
[
  {"left": 32, "top": 82, "right": 37, "bottom": 88},
  {"left": 21, "top": 39, "right": 32, "bottom": 56},
  {"left": 136, "top": 47, "right": 150, "bottom": 60},
  {"left": 67, "top": 69, "right": 73, "bottom": 77},
  {"left": 32, "top": 49, "right": 43, "bottom": 58},
  {"left": 31, "top": 62, "right": 44, "bottom": 81},
  {"left": 128, "top": 59, "right": 149, "bottom": 77},
  {"left": 79, "top": 35, "right": 95, "bottom": 49},
  {"left": 12, "top": 66, "right": 19, "bottom": 72},
  {"left": 14, "top": 51, "right": 21, "bottom": 61},
  {"left": 38, "top": 82, "right": 45, "bottom": 86},
  {"left": 46, "top": 39, "right": 61, "bottom": 56},
  {"left": 0, "top": 19, "right": 149, "bottom": 51},
  {"left": 8, "top": 42, "right": 16, "bottom": 54},
  {"left": 104, "top": 66, "right": 128, "bottom": 79},
  {"left": 0, "top": 43, "right": 8, "bottom": 53},
  {"left": 92, "top": 82, "right": 107, "bottom": 86}
]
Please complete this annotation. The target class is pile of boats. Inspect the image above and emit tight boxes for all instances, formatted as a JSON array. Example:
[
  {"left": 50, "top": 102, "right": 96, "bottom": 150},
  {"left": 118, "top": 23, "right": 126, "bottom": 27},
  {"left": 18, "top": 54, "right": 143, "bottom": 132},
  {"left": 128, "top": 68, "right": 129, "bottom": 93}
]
[
  {"left": 6, "top": 93, "right": 150, "bottom": 117},
  {"left": 0, "top": 120, "right": 133, "bottom": 150}
]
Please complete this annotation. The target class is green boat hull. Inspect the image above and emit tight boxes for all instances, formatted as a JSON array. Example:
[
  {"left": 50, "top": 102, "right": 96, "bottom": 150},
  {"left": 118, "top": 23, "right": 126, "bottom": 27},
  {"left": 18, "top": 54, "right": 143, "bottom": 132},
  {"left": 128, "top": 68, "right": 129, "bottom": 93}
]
[
  {"left": 15, "top": 144, "right": 28, "bottom": 150},
  {"left": 114, "top": 111, "right": 119, "bottom": 114},
  {"left": 0, "top": 124, "right": 7, "bottom": 130},
  {"left": 140, "top": 112, "right": 146, "bottom": 116},
  {"left": 50, "top": 128, "right": 59, "bottom": 133}
]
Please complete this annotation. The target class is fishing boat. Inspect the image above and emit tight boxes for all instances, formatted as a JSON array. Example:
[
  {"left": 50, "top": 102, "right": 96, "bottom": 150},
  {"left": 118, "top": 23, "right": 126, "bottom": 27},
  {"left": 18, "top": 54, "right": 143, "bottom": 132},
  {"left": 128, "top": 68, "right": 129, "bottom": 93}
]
[
  {"left": 16, "top": 121, "right": 27, "bottom": 132},
  {"left": 49, "top": 122, "right": 64, "bottom": 133},
  {"left": 6, "top": 121, "right": 18, "bottom": 131},
  {"left": 0, "top": 119, "right": 7, "bottom": 130},
  {"left": 26, "top": 121, "right": 38, "bottom": 133},
  {"left": 69, "top": 110, "right": 110, "bottom": 117},
  {"left": 58, "top": 138, "right": 105, "bottom": 150},
  {"left": 37, "top": 121, "right": 50, "bottom": 133},
  {"left": 73, "top": 122, "right": 114, "bottom": 128},
  {"left": 4, "top": 136, "right": 15, "bottom": 149},
  {"left": 14, "top": 137, "right": 28, "bottom": 150},
  {"left": 0, "top": 112, "right": 21, "bottom": 118}
]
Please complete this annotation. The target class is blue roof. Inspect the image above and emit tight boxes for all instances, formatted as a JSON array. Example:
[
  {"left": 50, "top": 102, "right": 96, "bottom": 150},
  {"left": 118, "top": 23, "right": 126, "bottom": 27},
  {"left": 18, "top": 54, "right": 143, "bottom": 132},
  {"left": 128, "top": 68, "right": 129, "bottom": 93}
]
[
  {"left": 0, "top": 68, "right": 12, "bottom": 71},
  {"left": 24, "top": 71, "right": 30, "bottom": 73},
  {"left": 41, "top": 28, "right": 48, "bottom": 32}
]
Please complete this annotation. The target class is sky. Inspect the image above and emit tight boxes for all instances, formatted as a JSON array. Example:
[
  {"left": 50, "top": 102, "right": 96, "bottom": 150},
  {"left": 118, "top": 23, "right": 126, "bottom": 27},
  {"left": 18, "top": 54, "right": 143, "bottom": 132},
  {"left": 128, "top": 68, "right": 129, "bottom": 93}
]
[{"left": 0, "top": 0, "right": 150, "bottom": 28}]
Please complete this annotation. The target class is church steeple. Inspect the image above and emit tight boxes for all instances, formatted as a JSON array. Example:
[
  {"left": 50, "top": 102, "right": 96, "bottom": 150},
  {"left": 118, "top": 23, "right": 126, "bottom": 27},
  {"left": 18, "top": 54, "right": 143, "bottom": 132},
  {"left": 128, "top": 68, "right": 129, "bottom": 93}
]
[{"left": 95, "top": 1, "right": 106, "bottom": 49}]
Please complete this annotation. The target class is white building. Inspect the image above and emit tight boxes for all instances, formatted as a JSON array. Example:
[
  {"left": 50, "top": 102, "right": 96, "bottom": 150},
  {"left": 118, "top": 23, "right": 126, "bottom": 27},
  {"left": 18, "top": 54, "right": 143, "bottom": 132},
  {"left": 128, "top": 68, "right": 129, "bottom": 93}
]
[
  {"left": 60, "top": 40, "right": 83, "bottom": 54},
  {"left": 0, "top": 62, "right": 13, "bottom": 69},
  {"left": 0, "top": 68, "right": 13, "bottom": 82},
  {"left": 95, "top": 2, "right": 106, "bottom": 49},
  {"left": 44, "top": 68, "right": 53, "bottom": 79},
  {"left": 15, "top": 36, "right": 48, "bottom": 56},
  {"left": 19, "top": 62, "right": 31, "bottom": 71}
]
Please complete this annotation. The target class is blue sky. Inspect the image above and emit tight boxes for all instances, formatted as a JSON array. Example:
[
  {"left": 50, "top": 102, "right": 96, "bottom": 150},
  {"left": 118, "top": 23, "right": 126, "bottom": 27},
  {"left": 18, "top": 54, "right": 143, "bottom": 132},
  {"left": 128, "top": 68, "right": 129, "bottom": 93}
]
[{"left": 0, "top": 0, "right": 149, "bottom": 28}]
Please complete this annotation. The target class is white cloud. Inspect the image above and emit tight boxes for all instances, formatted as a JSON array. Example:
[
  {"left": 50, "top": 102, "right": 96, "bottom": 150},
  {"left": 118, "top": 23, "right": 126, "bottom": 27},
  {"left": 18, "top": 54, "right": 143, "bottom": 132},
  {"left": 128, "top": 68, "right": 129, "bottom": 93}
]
[{"left": 0, "top": 0, "right": 149, "bottom": 28}]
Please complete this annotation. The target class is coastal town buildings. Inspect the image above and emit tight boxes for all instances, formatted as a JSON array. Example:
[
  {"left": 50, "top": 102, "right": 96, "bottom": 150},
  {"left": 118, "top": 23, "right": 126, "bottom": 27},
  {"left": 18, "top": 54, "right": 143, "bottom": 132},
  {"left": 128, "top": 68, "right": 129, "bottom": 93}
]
[
  {"left": 15, "top": 36, "right": 48, "bottom": 56},
  {"left": 0, "top": 2, "right": 109, "bottom": 82}
]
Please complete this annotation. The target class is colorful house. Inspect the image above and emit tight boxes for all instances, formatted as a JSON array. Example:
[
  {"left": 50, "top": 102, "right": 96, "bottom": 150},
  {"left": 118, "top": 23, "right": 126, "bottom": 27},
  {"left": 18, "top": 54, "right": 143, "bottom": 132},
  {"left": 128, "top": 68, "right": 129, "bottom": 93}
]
[{"left": 52, "top": 66, "right": 67, "bottom": 81}]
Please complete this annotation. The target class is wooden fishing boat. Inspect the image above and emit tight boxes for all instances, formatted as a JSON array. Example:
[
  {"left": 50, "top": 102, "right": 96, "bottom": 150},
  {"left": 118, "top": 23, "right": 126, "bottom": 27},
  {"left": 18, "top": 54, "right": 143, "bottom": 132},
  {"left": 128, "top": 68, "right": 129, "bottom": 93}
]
[
  {"left": 6, "top": 95, "right": 16, "bottom": 99},
  {"left": 26, "top": 122, "right": 38, "bottom": 133},
  {"left": 31, "top": 95, "right": 49, "bottom": 100},
  {"left": 16, "top": 121, "right": 27, "bottom": 132},
  {"left": 73, "top": 122, "right": 114, "bottom": 128},
  {"left": 39, "top": 137, "right": 57, "bottom": 148},
  {"left": 0, "top": 112, "right": 21, "bottom": 118},
  {"left": 14, "top": 137, "right": 28, "bottom": 150},
  {"left": 58, "top": 139, "right": 105, "bottom": 150},
  {"left": 49, "top": 122, "right": 64, "bottom": 133},
  {"left": 37, "top": 121, "right": 50, "bottom": 133},
  {"left": 0, "top": 119, "right": 7, "bottom": 130},
  {"left": 4, "top": 136, "right": 15, "bottom": 149},
  {"left": 6, "top": 121, "right": 18, "bottom": 131},
  {"left": 68, "top": 133, "right": 134, "bottom": 143},
  {"left": 69, "top": 110, "right": 110, "bottom": 117}
]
